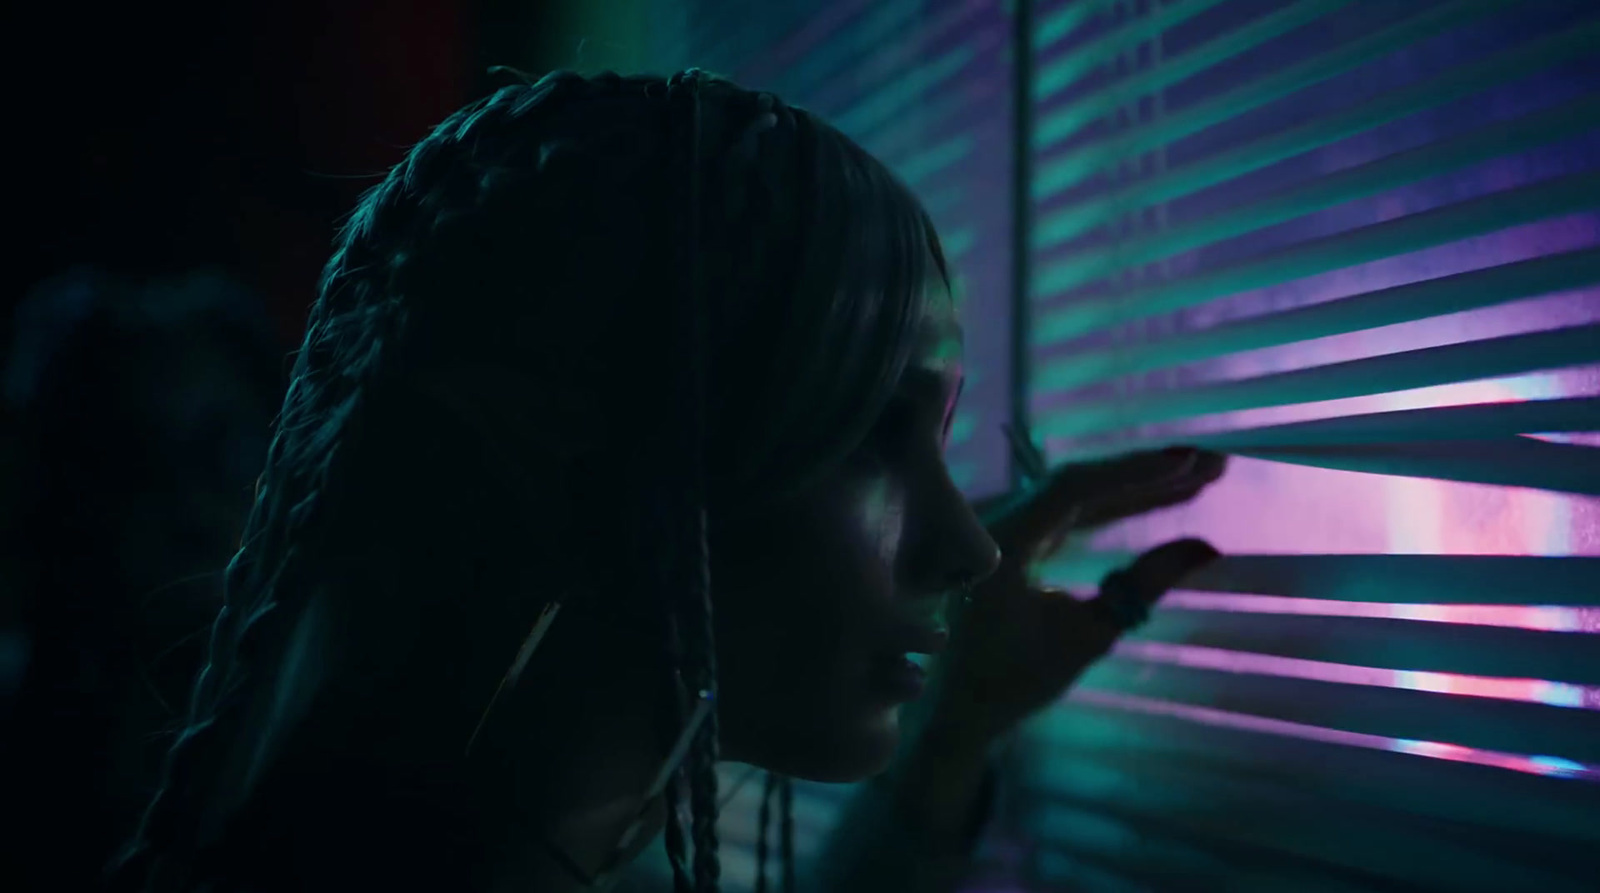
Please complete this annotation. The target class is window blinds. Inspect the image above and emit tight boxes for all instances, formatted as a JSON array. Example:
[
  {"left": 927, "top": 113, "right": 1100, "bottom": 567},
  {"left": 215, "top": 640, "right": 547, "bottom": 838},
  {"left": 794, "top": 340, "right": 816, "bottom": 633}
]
[
  {"left": 1019, "top": 2, "right": 1600, "bottom": 891},
  {"left": 629, "top": 1, "right": 1599, "bottom": 891}
]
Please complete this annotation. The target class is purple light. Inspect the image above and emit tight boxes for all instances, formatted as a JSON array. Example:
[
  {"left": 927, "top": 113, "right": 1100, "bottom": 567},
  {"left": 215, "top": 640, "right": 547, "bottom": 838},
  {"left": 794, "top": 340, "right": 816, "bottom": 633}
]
[
  {"left": 1112, "top": 640, "right": 1600, "bottom": 709},
  {"left": 1067, "top": 689, "right": 1600, "bottom": 782},
  {"left": 1158, "top": 591, "right": 1600, "bottom": 633}
]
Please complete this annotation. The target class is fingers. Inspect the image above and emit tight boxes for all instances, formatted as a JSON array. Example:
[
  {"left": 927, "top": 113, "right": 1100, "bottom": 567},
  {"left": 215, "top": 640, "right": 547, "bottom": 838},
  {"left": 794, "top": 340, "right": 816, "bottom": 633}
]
[
  {"left": 1068, "top": 462, "right": 1222, "bottom": 531},
  {"left": 989, "top": 447, "right": 1227, "bottom": 550},
  {"left": 1089, "top": 538, "right": 1221, "bottom": 629}
]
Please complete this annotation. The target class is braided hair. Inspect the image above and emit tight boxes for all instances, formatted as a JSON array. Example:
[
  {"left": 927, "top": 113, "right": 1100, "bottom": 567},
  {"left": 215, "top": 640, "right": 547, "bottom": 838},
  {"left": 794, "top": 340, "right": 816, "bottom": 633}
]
[
  {"left": 112, "top": 68, "right": 945, "bottom": 893},
  {"left": 752, "top": 772, "right": 795, "bottom": 893}
]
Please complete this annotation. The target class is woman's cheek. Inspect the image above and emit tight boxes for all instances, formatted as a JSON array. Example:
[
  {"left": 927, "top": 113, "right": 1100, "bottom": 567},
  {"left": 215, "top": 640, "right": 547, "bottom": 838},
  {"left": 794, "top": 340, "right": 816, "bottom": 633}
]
[{"left": 853, "top": 474, "right": 907, "bottom": 570}]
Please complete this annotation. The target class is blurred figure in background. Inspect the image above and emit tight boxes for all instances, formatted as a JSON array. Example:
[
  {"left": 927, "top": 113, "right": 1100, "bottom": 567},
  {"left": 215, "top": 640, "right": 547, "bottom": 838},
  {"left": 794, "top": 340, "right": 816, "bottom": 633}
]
[{"left": 1, "top": 268, "right": 283, "bottom": 891}]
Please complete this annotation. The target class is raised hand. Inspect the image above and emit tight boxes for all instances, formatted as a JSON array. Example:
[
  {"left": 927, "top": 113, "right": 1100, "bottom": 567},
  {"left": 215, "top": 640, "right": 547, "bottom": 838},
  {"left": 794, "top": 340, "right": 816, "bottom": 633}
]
[{"left": 928, "top": 446, "right": 1228, "bottom": 744}]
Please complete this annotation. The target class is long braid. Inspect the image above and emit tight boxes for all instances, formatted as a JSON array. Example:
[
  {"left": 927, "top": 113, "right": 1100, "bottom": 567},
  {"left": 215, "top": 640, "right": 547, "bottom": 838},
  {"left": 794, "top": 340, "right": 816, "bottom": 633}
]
[
  {"left": 670, "top": 67, "right": 724, "bottom": 893},
  {"left": 661, "top": 609, "right": 693, "bottom": 893},
  {"left": 113, "top": 72, "right": 600, "bottom": 891},
  {"left": 754, "top": 772, "right": 778, "bottom": 893},
  {"left": 662, "top": 771, "right": 694, "bottom": 893},
  {"left": 779, "top": 775, "right": 796, "bottom": 893}
]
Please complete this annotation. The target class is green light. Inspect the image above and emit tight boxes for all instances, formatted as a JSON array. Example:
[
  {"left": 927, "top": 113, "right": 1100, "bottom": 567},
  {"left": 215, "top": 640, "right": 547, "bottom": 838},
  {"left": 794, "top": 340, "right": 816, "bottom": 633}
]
[
  {"left": 1033, "top": 0, "right": 1230, "bottom": 101},
  {"left": 1034, "top": 248, "right": 1600, "bottom": 393},
  {"left": 1033, "top": 0, "right": 1514, "bottom": 196},
  {"left": 1033, "top": 0, "right": 1116, "bottom": 54},
  {"left": 1033, "top": 324, "right": 1600, "bottom": 441},
  {"left": 1032, "top": 171, "right": 1600, "bottom": 344},
  {"left": 832, "top": 44, "right": 978, "bottom": 138},
  {"left": 776, "top": 0, "right": 926, "bottom": 99},
  {"left": 1033, "top": 20, "right": 1600, "bottom": 244},
  {"left": 1037, "top": 94, "right": 1600, "bottom": 297},
  {"left": 896, "top": 133, "right": 976, "bottom": 187}
]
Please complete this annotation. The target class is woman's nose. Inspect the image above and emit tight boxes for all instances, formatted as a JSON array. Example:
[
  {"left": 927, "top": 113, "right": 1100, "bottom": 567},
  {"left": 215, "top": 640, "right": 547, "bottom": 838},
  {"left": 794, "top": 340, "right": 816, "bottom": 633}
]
[{"left": 904, "top": 474, "right": 1002, "bottom": 595}]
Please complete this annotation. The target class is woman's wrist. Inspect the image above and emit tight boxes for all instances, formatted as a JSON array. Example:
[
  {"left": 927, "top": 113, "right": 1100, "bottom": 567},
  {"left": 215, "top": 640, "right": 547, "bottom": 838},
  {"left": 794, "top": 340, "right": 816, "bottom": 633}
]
[{"left": 887, "top": 712, "right": 997, "bottom": 848}]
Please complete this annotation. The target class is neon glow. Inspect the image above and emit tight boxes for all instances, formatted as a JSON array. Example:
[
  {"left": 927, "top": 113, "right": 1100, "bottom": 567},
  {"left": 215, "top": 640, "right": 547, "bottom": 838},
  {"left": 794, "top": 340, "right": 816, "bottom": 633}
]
[
  {"left": 1157, "top": 591, "right": 1600, "bottom": 633},
  {"left": 1111, "top": 640, "right": 1600, "bottom": 709},
  {"left": 1068, "top": 689, "right": 1600, "bottom": 782}
]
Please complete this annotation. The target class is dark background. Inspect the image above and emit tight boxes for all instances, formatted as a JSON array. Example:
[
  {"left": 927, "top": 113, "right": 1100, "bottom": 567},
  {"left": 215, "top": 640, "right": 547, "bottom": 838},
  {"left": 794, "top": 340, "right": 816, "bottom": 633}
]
[
  {"left": 0, "top": 7, "right": 636, "bottom": 884},
  {"left": 5, "top": 0, "right": 615, "bottom": 348}
]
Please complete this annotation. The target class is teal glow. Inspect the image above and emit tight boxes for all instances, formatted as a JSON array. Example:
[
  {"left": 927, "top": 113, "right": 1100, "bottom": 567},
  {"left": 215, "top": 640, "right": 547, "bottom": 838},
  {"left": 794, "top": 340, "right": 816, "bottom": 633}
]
[
  {"left": 1035, "top": 96, "right": 1600, "bottom": 295},
  {"left": 940, "top": 226, "right": 977, "bottom": 262},
  {"left": 1112, "top": 640, "right": 1600, "bottom": 710},
  {"left": 1033, "top": 0, "right": 1115, "bottom": 53},
  {"left": 1033, "top": 23, "right": 1600, "bottom": 240},
  {"left": 1068, "top": 690, "right": 1599, "bottom": 781},
  {"left": 1033, "top": 0, "right": 1229, "bottom": 101},
  {"left": 896, "top": 133, "right": 976, "bottom": 187},
  {"left": 1033, "top": 0, "right": 1517, "bottom": 196},
  {"left": 832, "top": 43, "right": 978, "bottom": 138},
  {"left": 947, "top": 410, "right": 978, "bottom": 447},
  {"left": 776, "top": 0, "right": 927, "bottom": 98}
]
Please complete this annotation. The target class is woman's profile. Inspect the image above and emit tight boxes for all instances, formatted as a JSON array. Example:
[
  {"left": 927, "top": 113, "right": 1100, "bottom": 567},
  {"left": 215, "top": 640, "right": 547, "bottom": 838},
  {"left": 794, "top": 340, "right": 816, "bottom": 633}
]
[{"left": 112, "top": 69, "right": 1224, "bottom": 892}]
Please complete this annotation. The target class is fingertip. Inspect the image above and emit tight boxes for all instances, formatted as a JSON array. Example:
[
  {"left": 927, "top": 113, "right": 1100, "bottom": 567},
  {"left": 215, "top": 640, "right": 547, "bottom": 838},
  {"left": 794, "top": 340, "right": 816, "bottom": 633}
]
[
  {"left": 1141, "top": 537, "right": 1222, "bottom": 573},
  {"left": 1194, "top": 449, "right": 1229, "bottom": 480},
  {"left": 1177, "top": 537, "right": 1222, "bottom": 563},
  {"left": 1157, "top": 446, "right": 1200, "bottom": 476},
  {"left": 1155, "top": 446, "right": 1229, "bottom": 486}
]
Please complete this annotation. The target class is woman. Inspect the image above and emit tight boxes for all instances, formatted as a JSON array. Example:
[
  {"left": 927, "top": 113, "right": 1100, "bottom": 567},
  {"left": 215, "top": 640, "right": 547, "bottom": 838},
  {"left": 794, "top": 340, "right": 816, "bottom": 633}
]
[{"left": 113, "top": 70, "right": 1224, "bottom": 892}]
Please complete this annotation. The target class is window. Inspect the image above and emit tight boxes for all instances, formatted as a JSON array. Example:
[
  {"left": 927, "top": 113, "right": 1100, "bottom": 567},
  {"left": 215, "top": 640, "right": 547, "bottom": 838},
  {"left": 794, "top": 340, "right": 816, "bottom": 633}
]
[
  {"left": 1021, "top": 1, "right": 1599, "bottom": 889},
  {"left": 636, "top": 1, "right": 1600, "bottom": 889}
]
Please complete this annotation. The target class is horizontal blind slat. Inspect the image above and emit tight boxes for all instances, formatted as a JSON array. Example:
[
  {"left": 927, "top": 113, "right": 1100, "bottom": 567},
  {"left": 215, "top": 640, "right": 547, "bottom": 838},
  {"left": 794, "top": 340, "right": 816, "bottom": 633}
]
[
  {"left": 1034, "top": 15, "right": 1600, "bottom": 221},
  {"left": 1189, "top": 396, "right": 1600, "bottom": 444},
  {"left": 1033, "top": 0, "right": 1232, "bottom": 101},
  {"left": 1030, "top": 761, "right": 1595, "bottom": 892},
  {"left": 772, "top": 0, "right": 924, "bottom": 99},
  {"left": 1109, "top": 639, "right": 1599, "bottom": 711},
  {"left": 1128, "top": 610, "right": 1600, "bottom": 684},
  {"left": 1035, "top": 696, "right": 1600, "bottom": 834},
  {"left": 1077, "top": 659, "right": 1600, "bottom": 760},
  {"left": 1037, "top": 0, "right": 1361, "bottom": 156},
  {"left": 1226, "top": 437, "right": 1600, "bottom": 496},
  {"left": 1035, "top": 249, "right": 1600, "bottom": 393},
  {"left": 1034, "top": 0, "right": 1117, "bottom": 55},
  {"left": 1039, "top": 554, "right": 1600, "bottom": 606},
  {"left": 1035, "top": 170, "right": 1600, "bottom": 335},
  {"left": 1035, "top": 322, "right": 1600, "bottom": 439},
  {"left": 1044, "top": 398, "right": 1600, "bottom": 471},
  {"left": 1033, "top": 0, "right": 1521, "bottom": 194},
  {"left": 1036, "top": 94, "right": 1600, "bottom": 292}
]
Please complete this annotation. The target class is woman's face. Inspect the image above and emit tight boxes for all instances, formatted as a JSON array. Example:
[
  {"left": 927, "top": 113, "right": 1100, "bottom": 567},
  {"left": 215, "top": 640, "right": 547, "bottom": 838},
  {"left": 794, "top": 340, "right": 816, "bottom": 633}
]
[{"left": 710, "top": 283, "right": 1001, "bottom": 782}]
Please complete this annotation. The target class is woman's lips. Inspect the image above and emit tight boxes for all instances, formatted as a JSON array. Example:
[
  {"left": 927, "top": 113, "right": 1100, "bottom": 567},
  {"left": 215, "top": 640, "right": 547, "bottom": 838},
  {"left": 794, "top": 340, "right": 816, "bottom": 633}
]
[
  {"left": 864, "top": 618, "right": 946, "bottom": 703},
  {"left": 887, "top": 619, "right": 949, "bottom": 656},
  {"left": 867, "top": 653, "right": 928, "bottom": 701}
]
